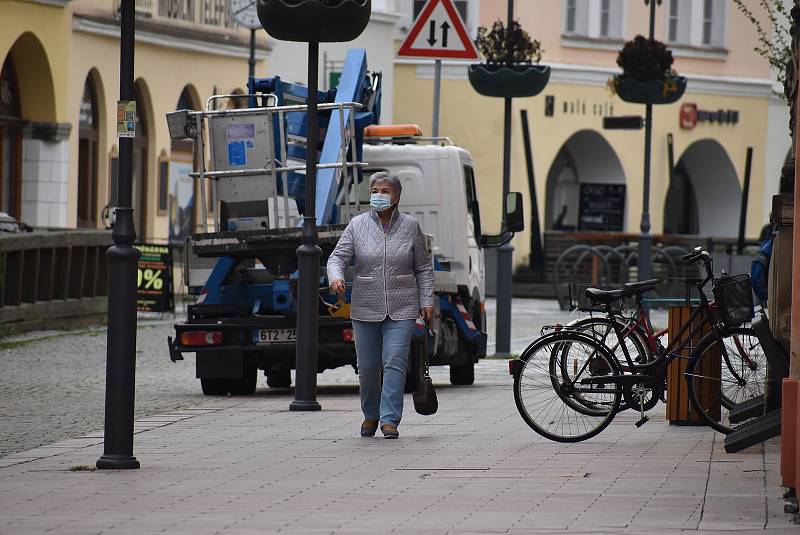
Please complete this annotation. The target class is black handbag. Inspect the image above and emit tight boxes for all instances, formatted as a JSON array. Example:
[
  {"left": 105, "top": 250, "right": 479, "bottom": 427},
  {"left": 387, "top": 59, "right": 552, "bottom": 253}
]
[{"left": 413, "top": 325, "right": 438, "bottom": 415}]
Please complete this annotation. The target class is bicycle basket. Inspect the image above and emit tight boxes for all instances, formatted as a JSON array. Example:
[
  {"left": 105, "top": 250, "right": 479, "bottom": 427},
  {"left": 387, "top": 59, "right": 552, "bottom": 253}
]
[
  {"left": 568, "top": 282, "right": 623, "bottom": 313},
  {"left": 712, "top": 273, "right": 754, "bottom": 327}
]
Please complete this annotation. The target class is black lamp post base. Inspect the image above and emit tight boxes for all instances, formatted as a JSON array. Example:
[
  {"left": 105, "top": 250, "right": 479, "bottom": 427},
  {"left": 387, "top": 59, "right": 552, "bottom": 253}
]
[
  {"left": 289, "top": 400, "right": 322, "bottom": 411},
  {"left": 96, "top": 454, "right": 140, "bottom": 470}
]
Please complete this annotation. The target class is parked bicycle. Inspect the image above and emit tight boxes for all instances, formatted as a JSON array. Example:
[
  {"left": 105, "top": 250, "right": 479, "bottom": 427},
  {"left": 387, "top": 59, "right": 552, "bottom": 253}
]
[{"left": 511, "top": 249, "right": 767, "bottom": 442}]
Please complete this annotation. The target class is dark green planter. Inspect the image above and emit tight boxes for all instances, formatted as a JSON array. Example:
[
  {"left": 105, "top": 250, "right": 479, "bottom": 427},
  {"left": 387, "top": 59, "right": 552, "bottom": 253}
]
[
  {"left": 468, "top": 64, "right": 550, "bottom": 98},
  {"left": 614, "top": 75, "right": 687, "bottom": 105},
  {"left": 257, "top": 0, "right": 371, "bottom": 43}
]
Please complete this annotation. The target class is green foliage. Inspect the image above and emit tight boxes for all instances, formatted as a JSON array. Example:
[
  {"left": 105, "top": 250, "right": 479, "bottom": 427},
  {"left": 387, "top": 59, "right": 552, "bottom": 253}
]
[
  {"left": 732, "top": 0, "right": 792, "bottom": 97},
  {"left": 616, "top": 35, "right": 675, "bottom": 81},
  {"left": 475, "top": 20, "right": 543, "bottom": 65}
]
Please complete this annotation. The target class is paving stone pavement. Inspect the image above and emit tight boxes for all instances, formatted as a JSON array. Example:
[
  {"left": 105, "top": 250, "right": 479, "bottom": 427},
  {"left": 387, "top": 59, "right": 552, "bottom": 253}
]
[
  {"left": 3, "top": 298, "right": 644, "bottom": 457},
  {"left": 0, "top": 378, "right": 795, "bottom": 534}
]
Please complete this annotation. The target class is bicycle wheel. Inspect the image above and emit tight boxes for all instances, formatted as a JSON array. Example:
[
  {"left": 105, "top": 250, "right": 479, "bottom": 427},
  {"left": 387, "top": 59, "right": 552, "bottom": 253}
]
[
  {"left": 685, "top": 327, "right": 767, "bottom": 434},
  {"left": 570, "top": 316, "right": 652, "bottom": 369},
  {"left": 514, "top": 332, "right": 622, "bottom": 442}
]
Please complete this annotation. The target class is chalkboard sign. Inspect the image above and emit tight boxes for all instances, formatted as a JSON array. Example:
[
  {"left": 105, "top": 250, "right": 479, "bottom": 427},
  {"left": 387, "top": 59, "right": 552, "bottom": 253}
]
[
  {"left": 134, "top": 243, "right": 174, "bottom": 313},
  {"left": 578, "top": 183, "right": 626, "bottom": 231}
]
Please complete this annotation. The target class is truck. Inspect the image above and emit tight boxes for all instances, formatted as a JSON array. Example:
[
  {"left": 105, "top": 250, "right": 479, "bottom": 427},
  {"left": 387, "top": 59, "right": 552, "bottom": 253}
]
[{"left": 165, "top": 49, "right": 523, "bottom": 394}]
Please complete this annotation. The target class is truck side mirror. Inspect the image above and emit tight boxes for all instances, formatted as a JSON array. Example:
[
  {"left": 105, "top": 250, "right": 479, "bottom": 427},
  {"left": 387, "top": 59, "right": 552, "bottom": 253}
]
[{"left": 505, "top": 192, "right": 524, "bottom": 233}]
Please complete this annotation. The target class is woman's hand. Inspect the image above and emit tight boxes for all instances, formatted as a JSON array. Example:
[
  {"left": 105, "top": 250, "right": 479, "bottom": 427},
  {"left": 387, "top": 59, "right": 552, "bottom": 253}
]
[
  {"left": 420, "top": 306, "right": 433, "bottom": 322},
  {"left": 330, "top": 279, "right": 346, "bottom": 295}
]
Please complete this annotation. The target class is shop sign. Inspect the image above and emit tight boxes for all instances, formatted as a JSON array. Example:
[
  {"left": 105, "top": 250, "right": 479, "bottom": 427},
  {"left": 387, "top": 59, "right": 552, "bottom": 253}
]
[
  {"left": 135, "top": 243, "right": 175, "bottom": 313},
  {"left": 680, "top": 102, "right": 739, "bottom": 130},
  {"left": 578, "top": 183, "right": 626, "bottom": 232}
]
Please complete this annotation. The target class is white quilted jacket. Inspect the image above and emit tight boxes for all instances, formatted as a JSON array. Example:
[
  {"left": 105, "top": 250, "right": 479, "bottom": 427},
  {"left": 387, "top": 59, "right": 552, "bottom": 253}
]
[{"left": 327, "top": 209, "right": 435, "bottom": 321}]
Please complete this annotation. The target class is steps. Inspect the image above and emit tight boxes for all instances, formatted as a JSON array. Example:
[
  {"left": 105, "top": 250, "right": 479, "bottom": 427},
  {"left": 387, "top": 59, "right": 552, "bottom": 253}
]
[{"left": 724, "top": 409, "right": 781, "bottom": 453}]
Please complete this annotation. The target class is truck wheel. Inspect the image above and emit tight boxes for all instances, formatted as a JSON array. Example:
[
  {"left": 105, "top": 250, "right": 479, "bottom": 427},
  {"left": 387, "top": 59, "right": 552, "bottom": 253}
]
[
  {"left": 449, "top": 361, "right": 474, "bottom": 385},
  {"left": 267, "top": 370, "right": 292, "bottom": 388},
  {"left": 229, "top": 366, "right": 257, "bottom": 395},
  {"left": 201, "top": 378, "right": 229, "bottom": 396}
]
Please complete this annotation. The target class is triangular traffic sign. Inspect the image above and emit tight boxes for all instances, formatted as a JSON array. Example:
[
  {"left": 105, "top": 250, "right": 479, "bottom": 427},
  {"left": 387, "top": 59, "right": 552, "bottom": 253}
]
[{"left": 397, "top": 0, "right": 479, "bottom": 60}]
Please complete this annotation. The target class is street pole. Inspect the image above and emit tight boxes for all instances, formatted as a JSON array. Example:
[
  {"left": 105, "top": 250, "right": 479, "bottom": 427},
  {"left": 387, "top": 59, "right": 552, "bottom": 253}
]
[
  {"left": 432, "top": 59, "right": 442, "bottom": 138},
  {"left": 638, "top": 0, "right": 658, "bottom": 283},
  {"left": 248, "top": 28, "right": 256, "bottom": 82},
  {"left": 290, "top": 41, "right": 322, "bottom": 412},
  {"left": 97, "top": 0, "right": 140, "bottom": 470},
  {"left": 495, "top": 0, "right": 514, "bottom": 355}
]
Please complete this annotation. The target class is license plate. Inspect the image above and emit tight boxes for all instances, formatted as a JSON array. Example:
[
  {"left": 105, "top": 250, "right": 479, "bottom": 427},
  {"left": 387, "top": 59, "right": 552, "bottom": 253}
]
[{"left": 254, "top": 328, "right": 296, "bottom": 344}]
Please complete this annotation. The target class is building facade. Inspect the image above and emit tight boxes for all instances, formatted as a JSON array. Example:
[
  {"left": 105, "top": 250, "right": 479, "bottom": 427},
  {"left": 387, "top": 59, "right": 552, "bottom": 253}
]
[{"left": 392, "top": 0, "right": 790, "bottom": 266}]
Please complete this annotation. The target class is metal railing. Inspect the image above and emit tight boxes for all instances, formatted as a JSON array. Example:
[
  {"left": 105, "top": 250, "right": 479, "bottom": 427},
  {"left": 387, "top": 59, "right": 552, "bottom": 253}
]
[{"left": 0, "top": 230, "right": 112, "bottom": 329}]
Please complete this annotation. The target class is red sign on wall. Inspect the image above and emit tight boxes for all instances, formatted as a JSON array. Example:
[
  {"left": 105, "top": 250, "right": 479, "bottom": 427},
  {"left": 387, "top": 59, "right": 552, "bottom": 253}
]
[{"left": 680, "top": 103, "right": 698, "bottom": 129}]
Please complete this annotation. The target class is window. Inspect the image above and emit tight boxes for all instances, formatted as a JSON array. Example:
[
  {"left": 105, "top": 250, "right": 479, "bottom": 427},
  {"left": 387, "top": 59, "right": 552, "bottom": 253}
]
[
  {"left": 566, "top": 0, "right": 576, "bottom": 33},
  {"left": 0, "top": 56, "right": 22, "bottom": 220},
  {"left": 668, "top": 0, "right": 724, "bottom": 48},
  {"left": 78, "top": 77, "right": 99, "bottom": 227},
  {"left": 413, "top": 0, "right": 467, "bottom": 24},
  {"left": 563, "top": 0, "right": 621, "bottom": 39},
  {"left": 463, "top": 166, "right": 481, "bottom": 239}
]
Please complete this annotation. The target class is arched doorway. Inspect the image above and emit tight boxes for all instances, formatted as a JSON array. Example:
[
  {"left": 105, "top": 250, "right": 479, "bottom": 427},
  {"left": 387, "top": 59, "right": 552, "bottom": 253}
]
[
  {"left": 77, "top": 74, "right": 99, "bottom": 227},
  {"left": 169, "top": 86, "right": 198, "bottom": 243},
  {"left": 664, "top": 139, "right": 741, "bottom": 237},
  {"left": 545, "top": 130, "right": 627, "bottom": 231},
  {"left": 0, "top": 56, "right": 22, "bottom": 220},
  {"left": 132, "top": 80, "right": 150, "bottom": 238}
]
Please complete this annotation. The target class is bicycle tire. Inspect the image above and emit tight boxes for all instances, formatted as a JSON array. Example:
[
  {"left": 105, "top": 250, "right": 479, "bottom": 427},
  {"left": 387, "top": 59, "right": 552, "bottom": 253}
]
[
  {"left": 685, "top": 327, "right": 767, "bottom": 435},
  {"left": 513, "top": 331, "right": 622, "bottom": 443}
]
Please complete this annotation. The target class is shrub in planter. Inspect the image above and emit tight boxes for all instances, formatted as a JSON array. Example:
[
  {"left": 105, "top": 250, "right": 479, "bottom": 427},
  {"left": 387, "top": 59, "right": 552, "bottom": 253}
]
[
  {"left": 257, "top": 0, "right": 371, "bottom": 43},
  {"left": 468, "top": 20, "right": 550, "bottom": 98},
  {"left": 611, "top": 35, "right": 686, "bottom": 105}
]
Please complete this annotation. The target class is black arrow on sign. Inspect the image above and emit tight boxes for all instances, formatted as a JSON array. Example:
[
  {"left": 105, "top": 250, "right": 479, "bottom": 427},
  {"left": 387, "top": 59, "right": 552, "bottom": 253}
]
[
  {"left": 427, "top": 20, "right": 437, "bottom": 46},
  {"left": 440, "top": 21, "right": 451, "bottom": 47}
]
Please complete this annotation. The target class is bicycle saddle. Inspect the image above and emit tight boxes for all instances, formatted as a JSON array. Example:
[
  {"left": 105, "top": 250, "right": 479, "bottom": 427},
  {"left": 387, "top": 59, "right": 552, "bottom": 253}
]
[
  {"left": 623, "top": 278, "right": 660, "bottom": 294},
  {"left": 585, "top": 287, "right": 625, "bottom": 304}
]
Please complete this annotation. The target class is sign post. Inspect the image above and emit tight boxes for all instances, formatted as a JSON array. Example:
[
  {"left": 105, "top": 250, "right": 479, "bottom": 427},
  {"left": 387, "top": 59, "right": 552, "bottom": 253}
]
[{"left": 397, "top": 0, "right": 478, "bottom": 138}]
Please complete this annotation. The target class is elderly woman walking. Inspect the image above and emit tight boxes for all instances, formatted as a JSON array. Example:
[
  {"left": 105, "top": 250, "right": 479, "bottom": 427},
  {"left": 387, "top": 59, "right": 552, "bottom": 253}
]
[{"left": 327, "top": 171, "right": 434, "bottom": 439}]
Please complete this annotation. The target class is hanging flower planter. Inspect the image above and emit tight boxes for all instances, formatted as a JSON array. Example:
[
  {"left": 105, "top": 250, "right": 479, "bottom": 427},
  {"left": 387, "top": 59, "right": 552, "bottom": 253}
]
[
  {"left": 468, "top": 19, "right": 549, "bottom": 99},
  {"left": 257, "top": 0, "right": 371, "bottom": 43},
  {"left": 613, "top": 75, "right": 687, "bottom": 105},
  {"left": 611, "top": 35, "right": 687, "bottom": 105},
  {"left": 468, "top": 64, "right": 550, "bottom": 98}
]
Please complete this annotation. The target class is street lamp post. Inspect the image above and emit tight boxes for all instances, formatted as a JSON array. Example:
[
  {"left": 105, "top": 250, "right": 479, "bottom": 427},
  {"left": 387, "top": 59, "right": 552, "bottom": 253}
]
[
  {"left": 96, "top": 0, "right": 140, "bottom": 470},
  {"left": 638, "top": 0, "right": 660, "bottom": 283},
  {"left": 495, "top": 0, "right": 515, "bottom": 355},
  {"left": 290, "top": 41, "right": 322, "bottom": 412}
]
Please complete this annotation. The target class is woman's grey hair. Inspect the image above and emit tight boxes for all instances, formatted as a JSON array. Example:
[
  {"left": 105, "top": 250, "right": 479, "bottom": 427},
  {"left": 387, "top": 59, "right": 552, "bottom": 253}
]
[{"left": 369, "top": 171, "right": 402, "bottom": 197}]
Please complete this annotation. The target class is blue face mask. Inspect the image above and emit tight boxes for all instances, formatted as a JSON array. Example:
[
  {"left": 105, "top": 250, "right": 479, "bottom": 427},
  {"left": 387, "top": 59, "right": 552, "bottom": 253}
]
[{"left": 370, "top": 193, "right": 392, "bottom": 212}]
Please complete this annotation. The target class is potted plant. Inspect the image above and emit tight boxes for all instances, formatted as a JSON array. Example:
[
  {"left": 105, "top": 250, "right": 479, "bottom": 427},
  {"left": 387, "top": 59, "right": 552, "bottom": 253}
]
[
  {"left": 468, "top": 20, "right": 550, "bottom": 98},
  {"left": 257, "top": 0, "right": 371, "bottom": 43},
  {"left": 611, "top": 35, "right": 686, "bottom": 105}
]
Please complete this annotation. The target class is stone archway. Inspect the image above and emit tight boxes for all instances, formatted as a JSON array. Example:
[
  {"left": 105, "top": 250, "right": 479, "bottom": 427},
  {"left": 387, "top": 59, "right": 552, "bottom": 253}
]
[
  {"left": 665, "top": 139, "right": 741, "bottom": 237},
  {"left": 545, "top": 129, "right": 627, "bottom": 231}
]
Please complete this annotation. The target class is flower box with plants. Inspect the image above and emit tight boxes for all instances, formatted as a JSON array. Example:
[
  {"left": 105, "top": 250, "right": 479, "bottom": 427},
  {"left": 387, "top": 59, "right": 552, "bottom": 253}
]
[
  {"left": 611, "top": 35, "right": 686, "bottom": 105},
  {"left": 257, "top": 0, "right": 371, "bottom": 43},
  {"left": 468, "top": 20, "right": 550, "bottom": 98}
]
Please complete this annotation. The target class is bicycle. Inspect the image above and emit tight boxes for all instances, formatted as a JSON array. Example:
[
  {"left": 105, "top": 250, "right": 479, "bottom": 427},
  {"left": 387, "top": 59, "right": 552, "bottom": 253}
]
[{"left": 511, "top": 249, "right": 766, "bottom": 442}]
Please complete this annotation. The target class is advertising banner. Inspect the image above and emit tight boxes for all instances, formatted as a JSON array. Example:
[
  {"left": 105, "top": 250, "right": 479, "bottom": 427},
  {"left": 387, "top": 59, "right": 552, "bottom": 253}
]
[{"left": 135, "top": 243, "right": 174, "bottom": 313}]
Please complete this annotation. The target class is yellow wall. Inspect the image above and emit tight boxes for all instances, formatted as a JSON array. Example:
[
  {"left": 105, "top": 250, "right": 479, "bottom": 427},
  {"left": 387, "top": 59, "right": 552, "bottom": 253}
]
[
  {"left": 394, "top": 63, "right": 770, "bottom": 265},
  {"left": 69, "top": 31, "right": 260, "bottom": 239},
  {"left": 1, "top": 3, "right": 72, "bottom": 123}
]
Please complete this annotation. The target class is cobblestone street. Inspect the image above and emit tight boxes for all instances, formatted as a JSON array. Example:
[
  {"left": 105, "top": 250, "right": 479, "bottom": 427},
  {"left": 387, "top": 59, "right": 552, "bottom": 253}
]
[{"left": 2, "top": 298, "right": 625, "bottom": 457}]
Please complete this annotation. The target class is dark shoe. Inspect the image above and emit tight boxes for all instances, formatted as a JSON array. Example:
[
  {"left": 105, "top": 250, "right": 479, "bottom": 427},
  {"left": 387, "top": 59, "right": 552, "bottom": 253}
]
[
  {"left": 381, "top": 424, "right": 399, "bottom": 439},
  {"left": 360, "top": 419, "right": 378, "bottom": 437}
]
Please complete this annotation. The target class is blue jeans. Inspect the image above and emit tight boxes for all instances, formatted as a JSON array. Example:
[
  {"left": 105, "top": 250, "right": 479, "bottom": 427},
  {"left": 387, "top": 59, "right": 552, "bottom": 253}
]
[{"left": 352, "top": 317, "right": 416, "bottom": 427}]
